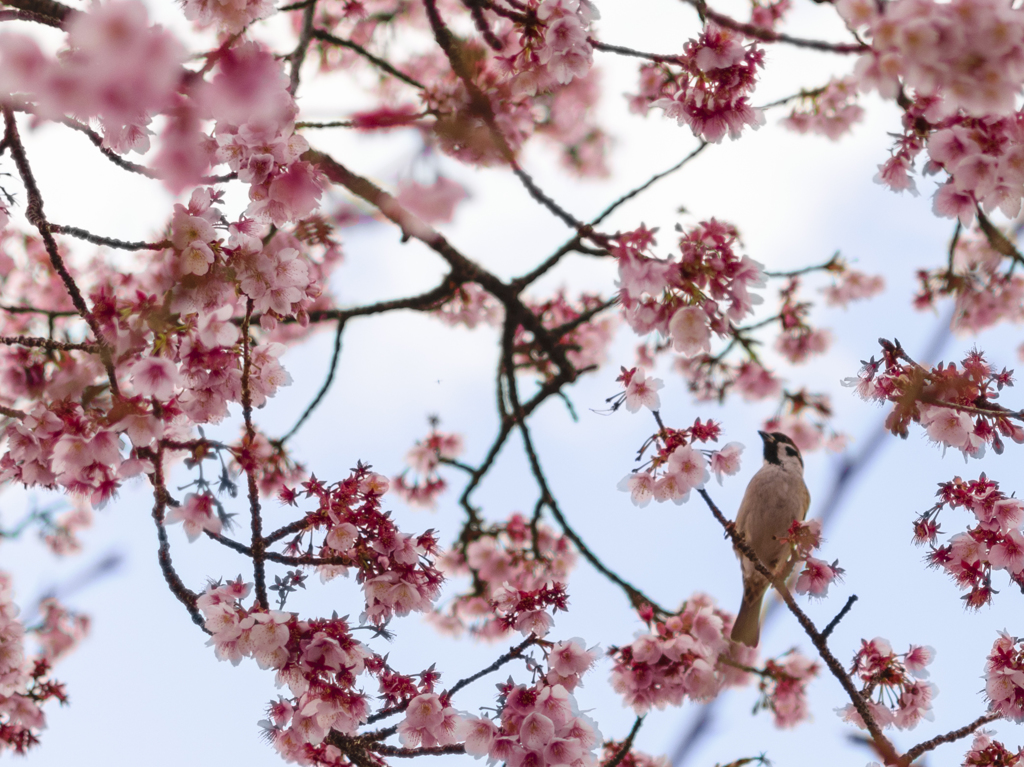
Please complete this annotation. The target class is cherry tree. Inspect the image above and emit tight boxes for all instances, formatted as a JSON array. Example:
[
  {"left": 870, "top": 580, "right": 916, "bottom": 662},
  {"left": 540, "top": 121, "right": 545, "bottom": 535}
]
[{"left": 0, "top": 0, "right": 1022, "bottom": 765}]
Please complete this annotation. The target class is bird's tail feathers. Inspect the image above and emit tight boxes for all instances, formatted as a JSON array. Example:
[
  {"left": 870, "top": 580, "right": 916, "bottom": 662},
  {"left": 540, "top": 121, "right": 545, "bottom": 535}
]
[{"left": 730, "top": 589, "right": 766, "bottom": 647}]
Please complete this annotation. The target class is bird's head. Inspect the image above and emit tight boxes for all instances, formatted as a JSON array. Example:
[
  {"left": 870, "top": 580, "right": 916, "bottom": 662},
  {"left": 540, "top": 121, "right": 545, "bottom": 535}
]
[{"left": 758, "top": 430, "right": 804, "bottom": 473}]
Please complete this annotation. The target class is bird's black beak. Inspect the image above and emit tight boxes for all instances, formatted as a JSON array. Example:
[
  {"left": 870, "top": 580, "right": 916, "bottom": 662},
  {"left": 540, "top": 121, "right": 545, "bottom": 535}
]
[{"left": 757, "top": 430, "right": 771, "bottom": 442}]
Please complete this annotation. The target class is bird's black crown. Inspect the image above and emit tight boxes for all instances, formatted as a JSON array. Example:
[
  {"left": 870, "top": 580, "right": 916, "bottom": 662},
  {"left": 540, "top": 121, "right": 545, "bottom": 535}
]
[{"left": 758, "top": 430, "right": 803, "bottom": 467}]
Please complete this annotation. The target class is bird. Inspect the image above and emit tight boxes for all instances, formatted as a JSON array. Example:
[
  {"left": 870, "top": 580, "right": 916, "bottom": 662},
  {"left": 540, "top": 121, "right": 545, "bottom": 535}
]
[{"left": 730, "top": 430, "right": 811, "bottom": 647}]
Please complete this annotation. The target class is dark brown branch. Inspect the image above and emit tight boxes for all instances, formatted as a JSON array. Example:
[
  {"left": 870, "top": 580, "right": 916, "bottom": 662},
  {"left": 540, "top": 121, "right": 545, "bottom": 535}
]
[
  {"left": 0, "top": 7, "right": 62, "bottom": 25},
  {"left": 0, "top": 0, "right": 73, "bottom": 25},
  {"left": 505, "top": 339, "right": 670, "bottom": 613},
  {"left": 764, "top": 251, "right": 841, "bottom": 279},
  {"left": 602, "top": 717, "right": 645, "bottom": 767},
  {"left": 0, "top": 404, "right": 27, "bottom": 420},
  {"left": 51, "top": 223, "right": 170, "bottom": 252},
  {"left": 288, "top": 0, "right": 318, "bottom": 95},
  {"left": 0, "top": 304, "right": 77, "bottom": 318},
  {"left": 308, "top": 150, "right": 578, "bottom": 384},
  {"left": 145, "top": 448, "right": 205, "bottom": 628},
  {"left": 3, "top": 107, "right": 122, "bottom": 398},
  {"left": 903, "top": 711, "right": 1002, "bottom": 763},
  {"left": 0, "top": 334, "right": 101, "bottom": 353},
  {"left": 53, "top": 116, "right": 234, "bottom": 184},
  {"left": 820, "top": 595, "right": 857, "bottom": 640},
  {"left": 443, "top": 636, "right": 537, "bottom": 699},
  {"left": 295, "top": 120, "right": 356, "bottom": 129},
  {"left": 264, "top": 518, "right": 310, "bottom": 546},
  {"left": 514, "top": 144, "right": 708, "bottom": 290},
  {"left": 372, "top": 744, "right": 465, "bottom": 757},
  {"left": 275, "top": 317, "right": 346, "bottom": 445},
  {"left": 679, "top": 0, "right": 867, "bottom": 53},
  {"left": 239, "top": 298, "right": 269, "bottom": 609},
  {"left": 312, "top": 29, "right": 425, "bottom": 89},
  {"left": 591, "top": 38, "right": 683, "bottom": 63}
]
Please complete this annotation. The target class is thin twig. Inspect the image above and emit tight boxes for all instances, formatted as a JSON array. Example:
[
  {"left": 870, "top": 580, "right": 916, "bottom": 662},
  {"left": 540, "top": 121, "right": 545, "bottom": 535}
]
[
  {"left": 903, "top": 711, "right": 1002, "bottom": 763},
  {"left": 275, "top": 318, "right": 346, "bottom": 445},
  {"left": 51, "top": 223, "right": 170, "bottom": 252},
  {"left": 312, "top": 29, "right": 425, "bottom": 89},
  {"left": 0, "top": 334, "right": 101, "bottom": 353},
  {"left": 679, "top": 0, "right": 867, "bottom": 53},
  {"left": 288, "top": 0, "right": 318, "bottom": 95},
  {"left": 820, "top": 595, "right": 857, "bottom": 640},
  {"left": 3, "top": 107, "right": 122, "bottom": 398}
]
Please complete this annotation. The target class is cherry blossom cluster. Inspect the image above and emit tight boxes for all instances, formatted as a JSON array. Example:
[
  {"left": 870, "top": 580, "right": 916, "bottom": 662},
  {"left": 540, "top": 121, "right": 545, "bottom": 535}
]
[
  {"left": 499, "top": 0, "right": 601, "bottom": 91},
  {"left": 822, "top": 268, "right": 886, "bottom": 309},
  {"left": 396, "top": 176, "right": 470, "bottom": 225},
  {"left": 198, "top": 578, "right": 376, "bottom": 760},
  {"left": 782, "top": 78, "right": 864, "bottom": 140},
  {"left": 915, "top": 229, "right": 1024, "bottom": 335},
  {"left": 0, "top": 1, "right": 184, "bottom": 154},
  {"left": 773, "top": 277, "right": 832, "bottom": 365},
  {"left": 614, "top": 221, "right": 765, "bottom": 354},
  {"left": 628, "top": 24, "right": 765, "bottom": 143},
  {"left": 433, "top": 513, "right": 576, "bottom": 640},
  {"left": 618, "top": 417, "right": 742, "bottom": 507},
  {"left": 673, "top": 352, "right": 782, "bottom": 405},
  {"left": 597, "top": 742, "right": 669, "bottom": 767},
  {"left": 432, "top": 283, "right": 503, "bottom": 329},
  {"left": 755, "top": 650, "right": 819, "bottom": 728},
  {"left": 393, "top": 424, "right": 464, "bottom": 509},
  {"left": 458, "top": 639, "right": 601, "bottom": 767},
  {"left": 607, "top": 595, "right": 757, "bottom": 713},
  {"left": 864, "top": 68, "right": 1024, "bottom": 224},
  {"left": 985, "top": 632, "right": 1024, "bottom": 722},
  {"left": 762, "top": 390, "right": 848, "bottom": 455},
  {"left": 837, "top": 637, "right": 936, "bottom": 731},
  {"left": 362, "top": 24, "right": 608, "bottom": 173},
  {"left": 777, "top": 519, "right": 843, "bottom": 599},
  {"left": 961, "top": 730, "right": 1023, "bottom": 767},
  {"left": 41, "top": 502, "right": 92, "bottom": 556},
  {"left": 662, "top": 257, "right": 873, "bottom": 452},
  {"left": 396, "top": 692, "right": 461, "bottom": 749},
  {"left": 846, "top": 341, "right": 1022, "bottom": 458},
  {"left": 0, "top": 572, "right": 81, "bottom": 755},
  {"left": 182, "top": 0, "right": 274, "bottom": 35},
  {"left": 611, "top": 367, "right": 664, "bottom": 414},
  {"left": 0, "top": 4, "right": 322, "bottom": 210},
  {"left": 278, "top": 465, "right": 444, "bottom": 625},
  {"left": 842, "top": 0, "right": 1024, "bottom": 119},
  {"left": 914, "top": 474, "right": 1024, "bottom": 608},
  {"left": 0, "top": 222, "right": 329, "bottom": 506},
  {"left": 514, "top": 291, "right": 616, "bottom": 378}
]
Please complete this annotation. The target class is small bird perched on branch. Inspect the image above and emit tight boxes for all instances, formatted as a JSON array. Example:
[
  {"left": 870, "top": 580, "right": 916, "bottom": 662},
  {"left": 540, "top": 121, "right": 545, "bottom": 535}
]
[{"left": 730, "top": 431, "right": 811, "bottom": 647}]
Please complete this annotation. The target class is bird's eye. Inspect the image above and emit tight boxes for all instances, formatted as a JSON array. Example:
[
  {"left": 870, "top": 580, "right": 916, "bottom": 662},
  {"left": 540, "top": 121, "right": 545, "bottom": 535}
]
[{"left": 785, "top": 447, "right": 798, "bottom": 457}]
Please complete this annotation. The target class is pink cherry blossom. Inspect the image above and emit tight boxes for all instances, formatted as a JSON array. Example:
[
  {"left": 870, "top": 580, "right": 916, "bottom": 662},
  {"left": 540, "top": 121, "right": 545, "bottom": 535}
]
[
  {"left": 669, "top": 306, "right": 712, "bottom": 357},
  {"left": 165, "top": 492, "right": 222, "bottom": 542},
  {"left": 129, "top": 357, "right": 181, "bottom": 401},
  {"left": 622, "top": 367, "right": 664, "bottom": 413},
  {"left": 709, "top": 442, "right": 743, "bottom": 484}
]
